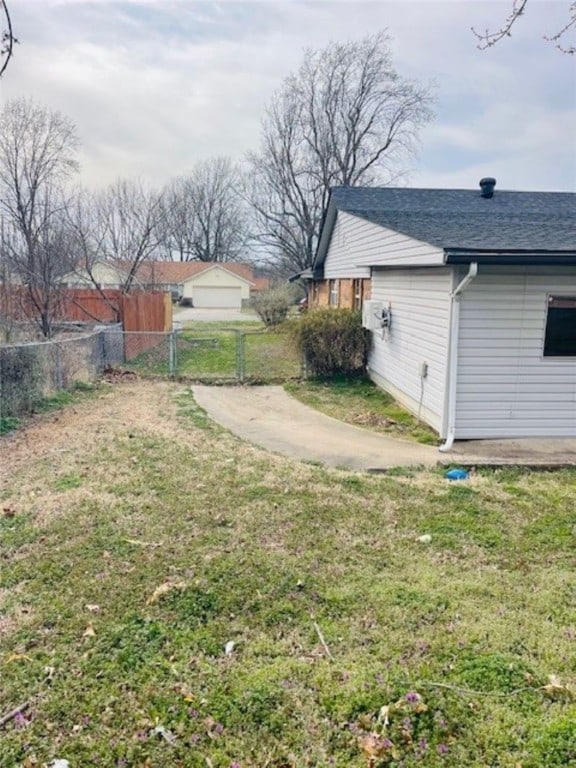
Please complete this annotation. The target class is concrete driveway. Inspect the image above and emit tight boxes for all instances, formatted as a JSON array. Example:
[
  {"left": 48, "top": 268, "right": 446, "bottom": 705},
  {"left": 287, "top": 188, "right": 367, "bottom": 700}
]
[
  {"left": 174, "top": 307, "right": 258, "bottom": 325},
  {"left": 192, "top": 385, "right": 576, "bottom": 471}
]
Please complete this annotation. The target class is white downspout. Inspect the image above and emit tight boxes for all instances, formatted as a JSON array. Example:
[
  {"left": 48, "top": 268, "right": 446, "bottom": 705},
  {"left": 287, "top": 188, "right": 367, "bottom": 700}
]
[{"left": 439, "top": 262, "right": 478, "bottom": 453}]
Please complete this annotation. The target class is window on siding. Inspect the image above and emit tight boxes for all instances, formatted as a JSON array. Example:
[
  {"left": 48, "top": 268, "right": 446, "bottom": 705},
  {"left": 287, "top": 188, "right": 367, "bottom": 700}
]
[
  {"left": 329, "top": 280, "right": 339, "bottom": 307},
  {"left": 353, "top": 279, "right": 363, "bottom": 311},
  {"left": 544, "top": 296, "right": 576, "bottom": 356}
]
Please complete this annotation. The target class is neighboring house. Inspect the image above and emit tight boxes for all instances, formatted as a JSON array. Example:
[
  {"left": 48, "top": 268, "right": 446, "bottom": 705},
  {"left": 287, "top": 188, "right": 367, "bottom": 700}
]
[
  {"left": 142, "top": 262, "right": 265, "bottom": 308},
  {"left": 63, "top": 261, "right": 268, "bottom": 309},
  {"left": 308, "top": 179, "right": 576, "bottom": 444},
  {"left": 63, "top": 261, "right": 134, "bottom": 290}
]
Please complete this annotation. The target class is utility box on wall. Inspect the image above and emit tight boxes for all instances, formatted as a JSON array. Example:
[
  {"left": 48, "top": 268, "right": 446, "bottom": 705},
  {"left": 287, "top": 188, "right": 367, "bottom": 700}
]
[{"left": 362, "top": 299, "right": 384, "bottom": 330}]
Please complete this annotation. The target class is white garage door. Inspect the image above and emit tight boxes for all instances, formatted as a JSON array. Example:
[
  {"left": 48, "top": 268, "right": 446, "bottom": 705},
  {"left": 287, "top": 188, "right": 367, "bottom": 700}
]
[{"left": 192, "top": 286, "right": 242, "bottom": 308}]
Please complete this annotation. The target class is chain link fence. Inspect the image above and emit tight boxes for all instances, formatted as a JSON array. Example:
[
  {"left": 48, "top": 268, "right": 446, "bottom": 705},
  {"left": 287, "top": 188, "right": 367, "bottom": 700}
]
[
  {"left": 121, "top": 328, "right": 304, "bottom": 382},
  {"left": 1, "top": 326, "right": 305, "bottom": 426},
  {"left": 1, "top": 326, "right": 304, "bottom": 427},
  {"left": 0, "top": 331, "right": 105, "bottom": 421}
]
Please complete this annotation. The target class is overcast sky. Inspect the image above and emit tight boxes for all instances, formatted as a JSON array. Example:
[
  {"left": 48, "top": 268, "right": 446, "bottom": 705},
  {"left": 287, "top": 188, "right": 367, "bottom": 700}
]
[{"left": 2, "top": 0, "right": 575, "bottom": 192}]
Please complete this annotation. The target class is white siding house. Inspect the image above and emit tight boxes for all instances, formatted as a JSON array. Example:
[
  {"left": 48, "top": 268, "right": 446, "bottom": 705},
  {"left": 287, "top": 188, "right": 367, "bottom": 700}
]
[
  {"left": 368, "top": 268, "right": 452, "bottom": 434},
  {"left": 456, "top": 266, "right": 576, "bottom": 439},
  {"left": 311, "top": 182, "right": 576, "bottom": 445},
  {"left": 322, "top": 212, "right": 443, "bottom": 280}
]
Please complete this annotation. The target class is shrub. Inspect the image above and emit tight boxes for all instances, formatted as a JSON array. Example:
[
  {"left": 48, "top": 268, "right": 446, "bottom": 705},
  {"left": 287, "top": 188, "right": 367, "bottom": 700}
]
[
  {"left": 291, "top": 307, "right": 370, "bottom": 377},
  {"left": 0, "top": 344, "right": 43, "bottom": 418},
  {"left": 252, "top": 286, "right": 296, "bottom": 327}
]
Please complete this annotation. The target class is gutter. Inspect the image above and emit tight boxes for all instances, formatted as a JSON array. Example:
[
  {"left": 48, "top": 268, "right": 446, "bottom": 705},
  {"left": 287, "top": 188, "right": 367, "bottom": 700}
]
[
  {"left": 446, "top": 251, "right": 576, "bottom": 266},
  {"left": 439, "top": 262, "right": 478, "bottom": 453}
]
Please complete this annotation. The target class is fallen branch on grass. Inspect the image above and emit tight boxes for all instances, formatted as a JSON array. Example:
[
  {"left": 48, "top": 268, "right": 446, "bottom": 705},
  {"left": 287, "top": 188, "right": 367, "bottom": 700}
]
[
  {"left": 313, "top": 621, "right": 335, "bottom": 661},
  {"left": 421, "top": 681, "right": 540, "bottom": 698},
  {"left": 0, "top": 701, "right": 30, "bottom": 729}
]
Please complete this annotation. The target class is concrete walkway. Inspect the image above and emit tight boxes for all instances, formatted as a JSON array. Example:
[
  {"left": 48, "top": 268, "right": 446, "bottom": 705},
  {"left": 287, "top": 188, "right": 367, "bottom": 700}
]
[
  {"left": 192, "top": 385, "right": 576, "bottom": 471},
  {"left": 192, "top": 385, "right": 439, "bottom": 470}
]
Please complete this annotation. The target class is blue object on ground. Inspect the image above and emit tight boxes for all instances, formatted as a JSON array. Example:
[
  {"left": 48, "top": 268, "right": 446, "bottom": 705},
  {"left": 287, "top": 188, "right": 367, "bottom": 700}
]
[{"left": 445, "top": 468, "right": 469, "bottom": 481}]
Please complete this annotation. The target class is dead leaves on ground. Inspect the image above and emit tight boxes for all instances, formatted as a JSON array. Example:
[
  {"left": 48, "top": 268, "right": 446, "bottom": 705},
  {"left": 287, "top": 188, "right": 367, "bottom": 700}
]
[{"left": 146, "top": 580, "right": 187, "bottom": 605}]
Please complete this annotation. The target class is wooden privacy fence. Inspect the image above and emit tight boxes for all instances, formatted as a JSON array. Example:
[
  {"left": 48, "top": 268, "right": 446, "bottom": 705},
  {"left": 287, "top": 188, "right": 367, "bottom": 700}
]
[
  {"left": 1, "top": 287, "right": 171, "bottom": 358},
  {"left": 64, "top": 289, "right": 172, "bottom": 360},
  {"left": 1, "top": 286, "right": 171, "bottom": 328},
  {"left": 64, "top": 289, "right": 172, "bottom": 334}
]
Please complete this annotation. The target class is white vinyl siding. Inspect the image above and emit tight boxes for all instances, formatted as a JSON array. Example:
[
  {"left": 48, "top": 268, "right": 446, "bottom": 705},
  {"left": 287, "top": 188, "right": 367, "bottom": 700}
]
[
  {"left": 455, "top": 266, "right": 576, "bottom": 438},
  {"left": 368, "top": 268, "right": 452, "bottom": 432},
  {"left": 323, "top": 212, "right": 444, "bottom": 279}
]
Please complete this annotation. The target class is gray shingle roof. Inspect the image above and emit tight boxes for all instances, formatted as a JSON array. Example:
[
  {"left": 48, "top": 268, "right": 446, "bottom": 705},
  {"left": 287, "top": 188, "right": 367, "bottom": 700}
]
[{"left": 330, "top": 186, "right": 576, "bottom": 251}]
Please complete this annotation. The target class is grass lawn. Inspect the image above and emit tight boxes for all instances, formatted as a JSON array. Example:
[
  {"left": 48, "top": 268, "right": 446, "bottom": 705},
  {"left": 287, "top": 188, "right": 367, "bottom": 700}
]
[
  {"left": 285, "top": 376, "right": 439, "bottom": 444},
  {"left": 0, "top": 380, "right": 575, "bottom": 767},
  {"left": 176, "top": 327, "right": 302, "bottom": 381}
]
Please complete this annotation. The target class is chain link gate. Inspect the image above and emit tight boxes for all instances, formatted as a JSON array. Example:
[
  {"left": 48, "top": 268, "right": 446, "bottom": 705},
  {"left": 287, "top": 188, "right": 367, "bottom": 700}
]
[
  {"left": 174, "top": 328, "right": 303, "bottom": 382},
  {"left": 174, "top": 328, "right": 239, "bottom": 381}
]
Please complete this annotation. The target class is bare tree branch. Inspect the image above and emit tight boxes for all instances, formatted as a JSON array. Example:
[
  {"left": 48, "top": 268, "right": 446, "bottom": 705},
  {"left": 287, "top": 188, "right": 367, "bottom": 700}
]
[
  {"left": 0, "top": 1, "right": 17, "bottom": 78},
  {"left": 544, "top": 1, "right": 576, "bottom": 54},
  {"left": 247, "top": 32, "right": 433, "bottom": 275},
  {"left": 161, "top": 157, "right": 248, "bottom": 263},
  {"left": 97, "top": 178, "right": 166, "bottom": 293},
  {"left": 0, "top": 99, "right": 80, "bottom": 337},
  {"left": 473, "top": 0, "right": 576, "bottom": 54}
]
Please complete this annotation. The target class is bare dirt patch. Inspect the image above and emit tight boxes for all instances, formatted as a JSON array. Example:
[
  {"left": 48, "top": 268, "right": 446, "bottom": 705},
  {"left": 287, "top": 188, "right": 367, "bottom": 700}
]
[{"left": 0, "top": 380, "right": 192, "bottom": 486}]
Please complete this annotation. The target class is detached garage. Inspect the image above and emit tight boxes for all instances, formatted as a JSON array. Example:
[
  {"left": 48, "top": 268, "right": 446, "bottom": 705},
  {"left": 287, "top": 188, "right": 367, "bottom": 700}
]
[{"left": 180, "top": 264, "right": 254, "bottom": 308}]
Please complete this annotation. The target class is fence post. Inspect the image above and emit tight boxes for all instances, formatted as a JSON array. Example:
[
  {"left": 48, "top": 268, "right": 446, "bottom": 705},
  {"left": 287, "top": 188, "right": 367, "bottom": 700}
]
[
  {"left": 54, "top": 342, "right": 63, "bottom": 389},
  {"left": 236, "top": 330, "right": 245, "bottom": 383},
  {"left": 98, "top": 331, "right": 106, "bottom": 372},
  {"left": 169, "top": 331, "right": 177, "bottom": 377}
]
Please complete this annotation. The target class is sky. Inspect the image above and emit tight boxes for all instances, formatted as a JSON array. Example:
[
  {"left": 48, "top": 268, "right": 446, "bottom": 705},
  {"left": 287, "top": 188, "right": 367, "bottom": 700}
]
[{"left": 1, "top": 0, "right": 575, "bottom": 192}]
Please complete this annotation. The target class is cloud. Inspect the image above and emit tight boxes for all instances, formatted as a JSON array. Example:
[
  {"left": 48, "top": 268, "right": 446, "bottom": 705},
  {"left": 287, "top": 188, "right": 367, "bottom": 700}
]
[{"left": 2, "top": 1, "right": 574, "bottom": 192}]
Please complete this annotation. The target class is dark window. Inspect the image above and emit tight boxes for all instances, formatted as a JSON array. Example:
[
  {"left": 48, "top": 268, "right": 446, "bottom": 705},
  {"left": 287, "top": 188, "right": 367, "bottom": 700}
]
[
  {"left": 544, "top": 296, "right": 576, "bottom": 356},
  {"left": 329, "top": 280, "right": 339, "bottom": 307},
  {"left": 353, "top": 279, "right": 363, "bottom": 310}
]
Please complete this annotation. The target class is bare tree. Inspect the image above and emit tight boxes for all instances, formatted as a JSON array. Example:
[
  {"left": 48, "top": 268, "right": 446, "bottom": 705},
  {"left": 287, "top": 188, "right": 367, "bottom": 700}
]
[
  {"left": 161, "top": 157, "right": 247, "bottom": 263},
  {"left": 63, "top": 188, "right": 124, "bottom": 321},
  {"left": 98, "top": 178, "right": 166, "bottom": 292},
  {"left": 473, "top": 0, "right": 576, "bottom": 54},
  {"left": 0, "top": 1, "right": 17, "bottom": 78},
  {"left": 247, "top": 32, "right": 433, "bottom": 275},
  {"left": 0, "top": 98, "right": 80, "bottom": 337}
]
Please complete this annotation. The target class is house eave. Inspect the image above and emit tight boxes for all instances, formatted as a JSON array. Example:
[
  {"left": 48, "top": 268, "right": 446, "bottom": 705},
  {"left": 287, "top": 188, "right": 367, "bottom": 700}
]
[{"left": 312, "top": 195, "right": 338, "bottom": 270}]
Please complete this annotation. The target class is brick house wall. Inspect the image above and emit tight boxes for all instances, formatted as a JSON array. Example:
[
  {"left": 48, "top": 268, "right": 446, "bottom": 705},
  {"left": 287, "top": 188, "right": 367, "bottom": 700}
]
[{"left": 309, "top": 278, "right": 371, "bottom": 309}]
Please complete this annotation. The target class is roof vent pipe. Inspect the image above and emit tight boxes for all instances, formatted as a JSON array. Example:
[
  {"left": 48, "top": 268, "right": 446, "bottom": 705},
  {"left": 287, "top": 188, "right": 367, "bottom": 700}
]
[{"left": 479, "top": 177, "right": 496, "bottom": 198}]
